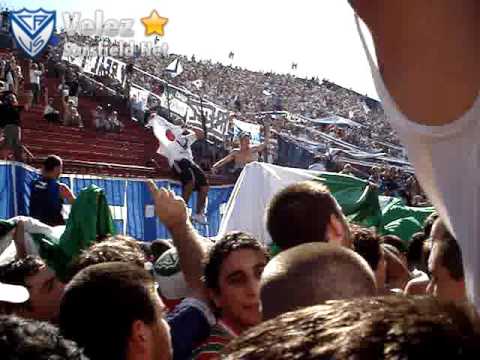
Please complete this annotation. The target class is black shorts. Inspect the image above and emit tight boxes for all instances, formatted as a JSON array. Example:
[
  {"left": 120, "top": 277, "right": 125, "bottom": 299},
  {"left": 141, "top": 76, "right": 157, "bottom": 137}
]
[{"left": 173, "top": 159, "right": 208, "bottom": 189}]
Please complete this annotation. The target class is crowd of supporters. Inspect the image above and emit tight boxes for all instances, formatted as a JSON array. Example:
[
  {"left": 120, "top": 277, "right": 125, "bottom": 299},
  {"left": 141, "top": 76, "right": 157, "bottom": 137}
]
[
  {"left": 2, "top": 5, "right": 475, "bottom": 359},
  {"left": 0, "top": 177, "right": 471, "bottom": 359}
]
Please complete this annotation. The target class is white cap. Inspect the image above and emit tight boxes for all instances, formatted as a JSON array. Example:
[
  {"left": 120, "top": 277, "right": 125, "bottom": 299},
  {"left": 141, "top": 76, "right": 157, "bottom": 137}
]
[
  {"left": 0, "top": 282, "right": 30, "bottom": 304},
  {"left": 153, "top": 248, "right": 191, "bottom": 300}
]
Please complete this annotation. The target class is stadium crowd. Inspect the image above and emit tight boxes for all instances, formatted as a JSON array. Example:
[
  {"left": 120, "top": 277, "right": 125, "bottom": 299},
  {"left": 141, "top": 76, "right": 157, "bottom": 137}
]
[{"left": 2, "top": 3, "right": 478, "bottom": 359}]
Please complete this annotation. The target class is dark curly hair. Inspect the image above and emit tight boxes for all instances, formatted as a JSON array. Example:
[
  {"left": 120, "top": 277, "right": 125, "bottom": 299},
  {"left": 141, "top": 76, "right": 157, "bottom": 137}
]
[
  {"left": 203, "top": 232, "right": 269, "bottom": 292},
  {"left": 0, "top": 256, "right": 44, "bottom": 312},
  {"left": 0, "top": 315, "right": 87, "bottom": 359},
  {"left": 351, "top": 225, "right": 383, "bottom": 271}
]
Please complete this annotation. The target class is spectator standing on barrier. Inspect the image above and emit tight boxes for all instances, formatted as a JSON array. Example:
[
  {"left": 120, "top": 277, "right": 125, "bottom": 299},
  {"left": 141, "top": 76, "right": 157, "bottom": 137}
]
[
  {"left": 211, "top": 122, "right": 270, "bottom": 177},
  {"left": 170, "top": 127, "right": 210, "bottom": 225},
  {"left": 0, "top": 92, "right": 23, "bottom": 162},
  {"left": 29, "top": 155, "right": 75, "bottom": 226}
]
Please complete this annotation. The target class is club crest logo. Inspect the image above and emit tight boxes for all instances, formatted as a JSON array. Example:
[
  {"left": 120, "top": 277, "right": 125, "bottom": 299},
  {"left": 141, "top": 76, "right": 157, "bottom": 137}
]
[{"left": 9, "top": 8, "right": 56, "bottom": 58}]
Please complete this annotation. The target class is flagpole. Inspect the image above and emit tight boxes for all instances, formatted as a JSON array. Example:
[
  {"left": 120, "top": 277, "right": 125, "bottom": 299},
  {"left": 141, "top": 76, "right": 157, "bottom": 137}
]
[{"left": 166, "top": 83, "right": 172, "bottom": 121}]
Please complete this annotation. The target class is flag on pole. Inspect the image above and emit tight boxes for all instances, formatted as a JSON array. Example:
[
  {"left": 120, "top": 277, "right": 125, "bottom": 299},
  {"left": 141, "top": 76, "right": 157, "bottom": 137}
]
[{"left": 165, "top": 58, "right": 183, "bottom": 78}]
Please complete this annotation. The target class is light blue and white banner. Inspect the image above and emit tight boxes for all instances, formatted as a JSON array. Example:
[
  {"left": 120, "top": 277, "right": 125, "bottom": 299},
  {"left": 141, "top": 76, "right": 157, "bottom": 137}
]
[{"left": 1, "top": 162, "right": 233, "bottom": 241}]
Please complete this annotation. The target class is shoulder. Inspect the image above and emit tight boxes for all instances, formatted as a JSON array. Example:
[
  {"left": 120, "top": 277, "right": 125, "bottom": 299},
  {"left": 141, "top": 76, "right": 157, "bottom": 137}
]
[
  {"left": 58, "top": 182, "right": 72, "bottom": 193},
  {"left": 191, "top": 326, "right": 232, "bottom": 360}
]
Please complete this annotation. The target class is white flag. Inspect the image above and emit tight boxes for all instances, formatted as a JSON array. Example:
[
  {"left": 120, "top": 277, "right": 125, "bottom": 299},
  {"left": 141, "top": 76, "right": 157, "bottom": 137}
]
[
  {"left": 165, "top": 58, "right": 183, "bottom": 78},
  {"left": 148, "top": 115, "right": 184, "bottom": 166}
]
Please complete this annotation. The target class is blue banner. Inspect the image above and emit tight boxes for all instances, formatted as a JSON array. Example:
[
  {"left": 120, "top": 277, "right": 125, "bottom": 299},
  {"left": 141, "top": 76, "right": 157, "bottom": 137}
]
[{"left": 0, "top": 162, "right": 233, "bottom": 241}]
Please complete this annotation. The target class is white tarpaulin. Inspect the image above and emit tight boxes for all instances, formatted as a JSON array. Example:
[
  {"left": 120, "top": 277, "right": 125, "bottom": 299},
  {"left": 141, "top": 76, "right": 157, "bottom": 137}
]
[
  {"left": 0, "top": 217, "right": 65, "bottom": 265},
  {"left": 218, "top": 162, "right": 319, "bottom": 245}
]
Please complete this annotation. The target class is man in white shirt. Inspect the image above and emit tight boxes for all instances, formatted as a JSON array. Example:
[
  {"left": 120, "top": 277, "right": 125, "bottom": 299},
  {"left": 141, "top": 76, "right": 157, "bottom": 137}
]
[
  {"left": 29, "top": 63, "right": 42, "bottom": 105},
  {"left": 43, "top": 98, "right": 60, "bottom": 123},
  {"left": 309, "top": 154, "right": 327, "bottom": 172},
  {"left": 171, "top": 128, "right": 209, "bottom": 225}
]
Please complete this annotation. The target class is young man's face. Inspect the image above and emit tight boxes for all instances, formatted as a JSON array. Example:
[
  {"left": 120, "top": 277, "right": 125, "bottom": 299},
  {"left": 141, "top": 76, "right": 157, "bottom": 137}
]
[
  {"left": 240, "top": 137, "right": 250, "bottom": 149},
  {"left": 212, "top": 249, "right": 267, "bottom": 330},
  {"left": 24, "top": 265, "right": 64, "bottom": 322},
  {"left": 149, "top": 287, "right": 172, "bottom": 360}
]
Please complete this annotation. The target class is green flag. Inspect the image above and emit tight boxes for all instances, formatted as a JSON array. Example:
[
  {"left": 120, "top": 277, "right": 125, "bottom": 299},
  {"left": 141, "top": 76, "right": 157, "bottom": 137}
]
[{"left": 32, "top": 185, "right": 116, "bottom": 281}]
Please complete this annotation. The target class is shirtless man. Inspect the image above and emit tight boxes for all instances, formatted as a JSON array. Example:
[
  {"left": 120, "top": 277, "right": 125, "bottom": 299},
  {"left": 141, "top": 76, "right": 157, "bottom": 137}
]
[{"left": 212, "top": 123, "right": 270, "bottom": 177}]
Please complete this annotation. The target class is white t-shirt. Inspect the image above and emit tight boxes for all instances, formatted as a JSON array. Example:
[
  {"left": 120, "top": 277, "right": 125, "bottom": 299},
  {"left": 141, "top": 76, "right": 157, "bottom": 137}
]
[
  {"left": 171, "top": 133, "right": 197, "bottom": 162},
  {"left": 356, "top": 16, "right": 480, "bottom": 309},
  {"left": 44, "top": 105, "right": 56, "bottom": 115},
  {"left": 309, "top": 163, "right": 326, "bottom": 172},
  {"left": 6, "top": 71, "right": 13, "bottom": 86},
  {"left": 29, "top": 69, "right": 42, "bottom": 84}
]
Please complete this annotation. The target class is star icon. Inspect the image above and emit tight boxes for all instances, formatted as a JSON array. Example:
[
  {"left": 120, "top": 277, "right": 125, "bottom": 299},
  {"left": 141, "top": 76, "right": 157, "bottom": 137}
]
[{"left": 141, "top": 10, "right": 168, "bottom": 37}]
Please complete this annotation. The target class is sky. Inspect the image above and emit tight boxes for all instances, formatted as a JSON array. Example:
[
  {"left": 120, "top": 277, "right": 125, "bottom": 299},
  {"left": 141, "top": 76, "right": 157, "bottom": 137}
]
[{"left": 4, "top": 0, "right": 379, "bottom": 98}]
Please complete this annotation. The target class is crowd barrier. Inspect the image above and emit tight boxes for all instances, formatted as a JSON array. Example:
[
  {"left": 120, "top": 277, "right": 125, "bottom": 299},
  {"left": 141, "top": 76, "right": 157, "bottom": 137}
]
[{"left": 0, "top": 161, "right": 234, "bottom": 241}]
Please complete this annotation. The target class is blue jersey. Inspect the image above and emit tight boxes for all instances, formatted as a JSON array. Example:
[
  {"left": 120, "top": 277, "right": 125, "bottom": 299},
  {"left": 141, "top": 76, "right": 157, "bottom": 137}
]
[{"left": 29, "top": 177, "right": 65, "bottom": 226}]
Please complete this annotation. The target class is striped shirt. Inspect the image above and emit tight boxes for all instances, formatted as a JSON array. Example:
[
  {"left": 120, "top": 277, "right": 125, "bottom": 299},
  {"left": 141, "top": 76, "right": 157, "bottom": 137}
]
[{"left": 191, "top": 321, "right": 237, "bottom": 360}]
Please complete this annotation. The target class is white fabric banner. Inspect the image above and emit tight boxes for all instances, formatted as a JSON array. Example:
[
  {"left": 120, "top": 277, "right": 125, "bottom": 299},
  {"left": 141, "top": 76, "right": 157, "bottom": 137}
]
[{"left": 217, "top": 162, "right": 318, "bottom": 245}]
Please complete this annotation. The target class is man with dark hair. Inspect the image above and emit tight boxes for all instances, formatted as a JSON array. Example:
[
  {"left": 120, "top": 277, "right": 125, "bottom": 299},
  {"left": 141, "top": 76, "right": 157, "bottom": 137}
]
[
  {"left": 192, "top": 232, "right": 269, "bottom": 359},
  {"left": 428, "top": 219, "right": 466, "bottom": 303},
  {"left": 351, "top": 226, "right": 386, "bottom": 293},
  {"left": 266, "top": 181, "right": 351, "bottom": 250},
  {"left": 0, "top": 256, "right": 64, "bottom": 322},
  {"left": 224, "top": 296, "right": 480, "bottom": 359},
  {"left": 0, "top": 92, "right": 23, "bottom": 161},
  {"left": 29, "top": 155, "right": 75, "bottom": 226},
  {"left": 59, "top": 262, "right": 172, "bottom": 360},
  {"left": 147, "top": 181, "right": 269, "bottom": 359},
  {"left": 0, "top": 315, "right": 87, "bottom": 359},
  {"left": 66, "top": 234, "right": 213, "bottom": 360},
  {"left": 405, "top": 232, "right": 431, "bottom": 296},
  {"left": 261, "top": 243, "right": 376, "bottom": 321}
]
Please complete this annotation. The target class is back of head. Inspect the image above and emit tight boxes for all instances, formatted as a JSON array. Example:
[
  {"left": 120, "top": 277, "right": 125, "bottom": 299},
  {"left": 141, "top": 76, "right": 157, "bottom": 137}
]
[
  {"left": 42, "top": 155, "right": 62, "bottom": 174},
  {"left": 407, "top": 232, "right": 429, "bottom": 272},
  {"left": 150, "top": 239, "right": 173, "bottom": 261},
  {"left": 266, "top": 181, "right": 342, "bottom": 250},
  {"left": 60, "top": 262, "right": 156, "bottom": 360},
  {"left": 381, "top": 234, "right": 406, "bottom": 254},
  {"left": 432, "top": 220, "right": 464, "bottom": 281},
  {"left": 0, "top": 315, "right": 86, "bottom": 359},
  {"left": 67, "top": 235, "right": 146, "bottom": 282},
  {"left": 351, "top": 226, "right": 382, "bottom": 271},
  {"left": 224, "top": 296, "right": 480, "bottom": 360},
  {"left": 261, "top": 243, "right": 376, "bottom": 320}
]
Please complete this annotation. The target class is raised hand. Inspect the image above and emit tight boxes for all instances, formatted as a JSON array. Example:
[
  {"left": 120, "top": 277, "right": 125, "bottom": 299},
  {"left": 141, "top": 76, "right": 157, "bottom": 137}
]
[{"left": 147, "top": 180, "right": 188, "bottom": 230}]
